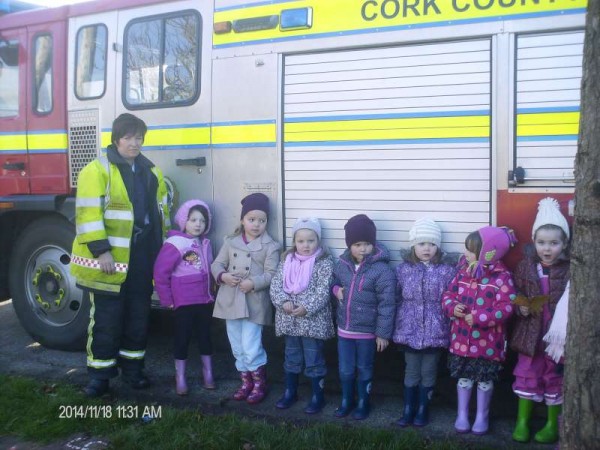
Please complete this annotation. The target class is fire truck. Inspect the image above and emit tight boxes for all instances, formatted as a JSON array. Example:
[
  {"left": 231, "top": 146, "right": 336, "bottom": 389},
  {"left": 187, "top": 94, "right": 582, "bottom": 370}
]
[{"left": 0, "top": 0, "right": 584, "bottom": 350}]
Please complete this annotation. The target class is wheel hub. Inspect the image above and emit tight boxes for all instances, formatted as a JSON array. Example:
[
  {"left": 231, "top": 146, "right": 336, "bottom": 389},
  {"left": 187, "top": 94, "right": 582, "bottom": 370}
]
[{"left": 31, "top": 265, "right": 66, "bottom": 312}]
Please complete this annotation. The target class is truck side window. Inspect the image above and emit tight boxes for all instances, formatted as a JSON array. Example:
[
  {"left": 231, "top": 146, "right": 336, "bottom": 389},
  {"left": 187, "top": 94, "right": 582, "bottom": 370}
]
[
  {"left": 33, "top": 34, "right": 52, "bottom": 114},
  {"left": 75, "top": 24, "right": 107, "bottom": 99},
  {"left": 123, "top": 10, "right": 200, "bottom": 108},
  {"left": 0, "top": 39, "right": 19, "bottom": 117}
]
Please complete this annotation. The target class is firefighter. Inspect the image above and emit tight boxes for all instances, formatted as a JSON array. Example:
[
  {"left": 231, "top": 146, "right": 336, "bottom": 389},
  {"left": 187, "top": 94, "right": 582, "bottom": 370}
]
[{"left": 71, "top": 113, "right": 169, "bottom": 397}]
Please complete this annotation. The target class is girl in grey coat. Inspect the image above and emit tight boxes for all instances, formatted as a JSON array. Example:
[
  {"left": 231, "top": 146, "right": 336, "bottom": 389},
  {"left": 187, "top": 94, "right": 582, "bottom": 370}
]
[
  {"left": 393, "top": 218, "right": 456, "bottom": 428},
  {"left": 270, "top": 217, "right": 335, "bottom": 414},
  {"left": 211, "top": 193, "right": 281, "bottom": 405}
]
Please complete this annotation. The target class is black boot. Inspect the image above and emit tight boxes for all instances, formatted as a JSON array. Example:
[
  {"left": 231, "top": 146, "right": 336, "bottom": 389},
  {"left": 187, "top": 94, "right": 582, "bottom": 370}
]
[
  {"left": 275, "top": 372, "right": 298, "bottom": 409},
  {"left": 396, "top": 385, "right": 418, "bottom": 427},
  {"left": 304, "top": 377, "right": 325, "bottom": 414},
  {"left": 352, "top": 380, "right": 371, "bottom": 420},
  {"left": 122, "top": 371, "right": 152, "bottom": 389},
  {"left": 334, "top": 378, "right": 355, "bottom": 418},
  {"left": 413, "top": 385, "right": 434, "bottom": 427},
  {"left": 83, "top": 378, "right": 109, "bottom": 398}
]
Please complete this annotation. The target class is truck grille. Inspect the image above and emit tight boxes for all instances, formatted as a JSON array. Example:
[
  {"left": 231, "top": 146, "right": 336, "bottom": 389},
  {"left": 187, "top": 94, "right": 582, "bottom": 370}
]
[{"left": 68, "top": 109, "right": 100, "bottom": 188}]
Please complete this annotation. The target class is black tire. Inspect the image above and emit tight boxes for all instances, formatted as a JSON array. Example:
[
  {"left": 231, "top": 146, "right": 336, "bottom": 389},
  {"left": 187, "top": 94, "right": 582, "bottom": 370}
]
[{"left": 9, "top": 216, "right": 89, "bottom": 351}]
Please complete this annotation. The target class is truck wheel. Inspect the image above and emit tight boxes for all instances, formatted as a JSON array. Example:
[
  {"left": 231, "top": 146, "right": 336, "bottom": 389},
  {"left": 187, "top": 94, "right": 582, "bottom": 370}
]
[{"left": 9, "top": 216, "right": 89, "bottom": 351}]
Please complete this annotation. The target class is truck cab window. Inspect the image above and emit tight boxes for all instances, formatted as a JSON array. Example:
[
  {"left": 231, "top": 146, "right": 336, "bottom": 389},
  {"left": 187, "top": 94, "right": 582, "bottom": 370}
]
[
  {"left": 124, "top": 10, "right": 200, "bottom": 108},
  {"left": 75, "top": 24, "right": 107, "bottom": 99},
  {"left": 33, "top": 34, "right": 52, "bottom": 114},
  {"left": 0, "top": 39, "right": 19, "bottom": 117}
]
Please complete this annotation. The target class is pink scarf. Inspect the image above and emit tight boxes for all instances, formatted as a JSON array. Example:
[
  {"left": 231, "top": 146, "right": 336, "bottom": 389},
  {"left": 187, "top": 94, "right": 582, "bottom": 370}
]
[{"left": 283, "top": 249, "right": 321, "bottom": 294}]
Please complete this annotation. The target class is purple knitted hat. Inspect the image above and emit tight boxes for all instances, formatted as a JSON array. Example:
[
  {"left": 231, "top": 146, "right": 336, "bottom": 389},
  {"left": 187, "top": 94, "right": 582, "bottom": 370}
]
[
  {"left": 472, "top": 226, "right": 517, "bottom": 277},
  {"left": 344, "top": 214, "right": 376, "bottom": 247},
  {"left": 240, "top": 192, "right": 270, "bottom": 219}
]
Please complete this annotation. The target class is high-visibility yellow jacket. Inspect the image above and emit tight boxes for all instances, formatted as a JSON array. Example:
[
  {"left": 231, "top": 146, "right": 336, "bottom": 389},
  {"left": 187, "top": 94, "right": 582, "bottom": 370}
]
[{"left": 71, "top": 150, "right": 170, "bottom": 293}]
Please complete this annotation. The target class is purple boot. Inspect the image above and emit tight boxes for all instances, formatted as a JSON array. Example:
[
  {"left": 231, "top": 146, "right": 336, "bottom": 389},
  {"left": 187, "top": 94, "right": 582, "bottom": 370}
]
[
  {"left": 201, "top": 355, "right": 215, "bottom": 389},
  {"left": 175, "top": 359, "right": 188, "bottom": 396},
  {"left": 455, "top": 383, "right": 472, "bottom": 433},
  {"left": 247, "top": 366, "right": 268, "bottom": 404},
  {"left": 233, "top": 371, "right": 254, "bottom": 401},
  {"left": 472, "top": 384, "right": 494, "bottom": 435}
]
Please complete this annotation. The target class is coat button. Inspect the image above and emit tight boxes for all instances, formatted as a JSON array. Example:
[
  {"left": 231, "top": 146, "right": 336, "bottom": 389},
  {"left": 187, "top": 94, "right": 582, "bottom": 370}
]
[
  {"left": 234, "top": 253, "right": 237, "bottom": 257},
  {"left": 247, "top": 253, "right": 250, "bottom": 257},
  {"left": 245, "top": 267, "right": 249, "bottom": 270},
  {"left": 233, "top": 266, "right": 236, "bottom": 270}
]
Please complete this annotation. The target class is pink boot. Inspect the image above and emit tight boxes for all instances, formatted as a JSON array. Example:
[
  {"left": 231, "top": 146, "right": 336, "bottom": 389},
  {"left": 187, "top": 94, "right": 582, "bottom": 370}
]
[
  {"left": 201, "top": 355, "right": 215, "bottom": 389},
  {"left": 246, "top": 366, "right": 267, "bottom": 404},
  {"left": 175, "top": 360, "right": 188, "bottom": 396},
  {"left": 233, "top": 371, "right": 253, "bottom": 401}
]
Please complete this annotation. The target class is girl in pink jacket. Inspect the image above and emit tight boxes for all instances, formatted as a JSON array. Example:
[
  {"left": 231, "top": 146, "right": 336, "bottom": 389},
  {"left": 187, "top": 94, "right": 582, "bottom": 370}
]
[
  {"left": 442, "top": 226, "right": 516, "bottom": 435},
  {"left": 153, "top": 199, "right": 215, "bottom": 395}
]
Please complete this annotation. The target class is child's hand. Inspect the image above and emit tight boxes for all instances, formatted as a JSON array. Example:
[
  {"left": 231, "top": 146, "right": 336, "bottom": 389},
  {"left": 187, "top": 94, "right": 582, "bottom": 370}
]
[
  {"left": 454, "top": 303, "right": 467, "bottom": 318},
  {"left": 239, "top": 279, "right": 254, "bottom": 293},
  {"left": 519, "top": 305, "right": 530, "bottom": 317},
  {"left": 222, "top": 273, "right": 241, "bottom": 287},
  {"left": 335, "top": 288, "right": 344, "bottom": 302},
  {"left": 464, "top": 313, "right": 474, "bottom": 326},
  {"left": 291, "top": 305, "right": 307, "bottom": 317},
  {"left": 376, "top": 337, "right": 389, "bottom": 352},
  {"left": 283, "top": 301, "right": 295, "bottom": 314}
]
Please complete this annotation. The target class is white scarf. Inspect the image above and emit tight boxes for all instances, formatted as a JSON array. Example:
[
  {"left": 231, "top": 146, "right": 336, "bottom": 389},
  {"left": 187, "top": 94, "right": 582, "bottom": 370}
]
[{"left": 543, "top": 281, "right": 570, "bottom": 363}]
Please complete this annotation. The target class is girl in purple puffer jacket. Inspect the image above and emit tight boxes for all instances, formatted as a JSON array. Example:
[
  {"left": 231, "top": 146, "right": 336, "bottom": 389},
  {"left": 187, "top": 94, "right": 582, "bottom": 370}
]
[
  {"left": 153, "top": 199, "right": 215, "bottom": 395},
  {"left": 393, "top": 218, "right": 457, "bottom": 428}
]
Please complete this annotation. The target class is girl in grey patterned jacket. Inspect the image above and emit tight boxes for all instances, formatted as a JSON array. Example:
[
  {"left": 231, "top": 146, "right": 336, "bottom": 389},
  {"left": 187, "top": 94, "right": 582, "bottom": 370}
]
[{"left": 270, "top": 217, "right": 335, "bottom": 414}]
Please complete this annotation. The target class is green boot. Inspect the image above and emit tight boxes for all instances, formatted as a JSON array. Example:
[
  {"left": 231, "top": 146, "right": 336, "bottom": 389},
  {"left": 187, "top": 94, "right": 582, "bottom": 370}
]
[
  {"left": 512, "top": 398, "right": 534, "bottom": 442},
  {"left": 534, "top": 404, "right": 561, "bottom": 444}
]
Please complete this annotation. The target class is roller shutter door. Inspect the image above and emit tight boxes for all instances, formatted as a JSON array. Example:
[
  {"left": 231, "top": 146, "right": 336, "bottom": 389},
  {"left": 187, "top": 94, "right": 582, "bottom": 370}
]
[
  {"left": 283, "top": 39, "right": 492, "bottom": 260},
  {"left": 515, "top": 31, "right": 583, "bottom": 187}
]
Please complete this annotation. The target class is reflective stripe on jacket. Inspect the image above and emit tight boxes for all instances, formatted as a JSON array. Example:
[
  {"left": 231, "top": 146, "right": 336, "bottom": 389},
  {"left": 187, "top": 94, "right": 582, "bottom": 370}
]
[{"left": 71, "top": 156, "right": 169, "bottom": 293}]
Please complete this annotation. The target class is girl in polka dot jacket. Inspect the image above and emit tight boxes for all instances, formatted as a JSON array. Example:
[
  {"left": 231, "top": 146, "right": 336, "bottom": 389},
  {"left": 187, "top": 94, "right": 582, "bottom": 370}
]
[{"left": 441, "top": 226, "right": 517, "bottom": 436}]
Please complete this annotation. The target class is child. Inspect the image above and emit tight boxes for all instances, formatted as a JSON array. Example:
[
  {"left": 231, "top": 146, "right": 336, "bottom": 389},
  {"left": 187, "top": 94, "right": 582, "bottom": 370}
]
[
  {"left": 511, "top": 198, "right": 570, "bottom": 444},
  {"left": 153, "top": 200, "right": 215, "bottom": 395},
  {"left": 211, "top": 193, "right": 281, "bottom": 404},
  {"left": 332, "top": 214, "right": 396, "bottom": 420},
  {"left": 393, "top": 218, "right": 457, "bottom": 427},
  {"left": 442, "top": 226, "right": 516, "bottom": 435},
  {"left": 270, "top": 217, "right": 335, "bottom": 414}
]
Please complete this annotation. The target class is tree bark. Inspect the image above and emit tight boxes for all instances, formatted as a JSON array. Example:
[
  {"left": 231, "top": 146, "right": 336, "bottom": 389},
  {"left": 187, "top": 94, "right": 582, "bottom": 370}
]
[{"left": 563, "top": 1, "right": 600, "bottom": 448}]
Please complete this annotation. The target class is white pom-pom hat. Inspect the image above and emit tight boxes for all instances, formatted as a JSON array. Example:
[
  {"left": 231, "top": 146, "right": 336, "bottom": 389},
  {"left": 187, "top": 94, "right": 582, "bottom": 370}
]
[{"left": 531, "top": 197, "right": 570, "bottom": 240}]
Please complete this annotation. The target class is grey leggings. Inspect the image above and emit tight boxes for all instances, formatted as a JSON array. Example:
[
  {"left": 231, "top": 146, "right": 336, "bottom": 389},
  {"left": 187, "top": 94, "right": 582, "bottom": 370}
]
[{"left": 404, "top": 349, "right": 442, "bottom": 388}]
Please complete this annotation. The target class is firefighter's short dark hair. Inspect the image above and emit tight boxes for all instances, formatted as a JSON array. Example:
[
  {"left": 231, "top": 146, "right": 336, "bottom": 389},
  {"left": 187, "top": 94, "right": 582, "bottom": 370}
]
[{"left": 111, "top": 113, "right": 147, "bottom": 145}]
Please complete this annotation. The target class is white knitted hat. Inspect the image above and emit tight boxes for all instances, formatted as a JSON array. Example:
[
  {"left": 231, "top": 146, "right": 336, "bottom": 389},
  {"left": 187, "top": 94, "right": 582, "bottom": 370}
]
[
  {"left": 531, "top": 197, "right": 570, "bottom": 240},
  {"left": 292, "top": 217, "right": 322, "bottom": 240},
  {"left": 409, "top": 218, "right": 442, "bottom": 247}
]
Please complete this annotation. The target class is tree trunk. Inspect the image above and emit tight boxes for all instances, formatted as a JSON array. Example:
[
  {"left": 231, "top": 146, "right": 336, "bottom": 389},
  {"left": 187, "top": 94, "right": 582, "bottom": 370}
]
[{"left": 563, "top": 1, "right": 600, "bottom": 448}]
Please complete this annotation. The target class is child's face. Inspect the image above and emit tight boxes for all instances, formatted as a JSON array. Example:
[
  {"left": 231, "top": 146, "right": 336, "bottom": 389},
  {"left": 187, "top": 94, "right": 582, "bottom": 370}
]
[
  {"left": 294, "top": 229, "right": 319, "bottom": 256},
  {"left": 414, "top": 242, "right": 438, "bottom": 263},
  {"left": 350, "top": 241, "right": 373, "bottom": 263},
  {"left": 185, "top": 210, "right": 206, "bottom": 237},
  {"left": 464, "top": 247, "right": 477, "bottom": 264},
  {"left": 242, "top": 210, "right": 267, "bottom": 240},
  {"left": 535, "top": 228, "right": 566, "bottom": 265}
]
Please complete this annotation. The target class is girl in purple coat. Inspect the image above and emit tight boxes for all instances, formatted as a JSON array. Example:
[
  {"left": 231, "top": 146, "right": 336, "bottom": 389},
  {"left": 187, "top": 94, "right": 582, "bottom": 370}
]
[
  {"left": 511, "top": 198, "right": 570, "bottom": 444},
  {"left": 393, "top": 218, "right": 456, "bottom": 427},
  {"left": 153, "top": 200, "right": 215, "bottom": 395},
  {"left": 442, "top": 226, "right": 516, "bottom": 435}
]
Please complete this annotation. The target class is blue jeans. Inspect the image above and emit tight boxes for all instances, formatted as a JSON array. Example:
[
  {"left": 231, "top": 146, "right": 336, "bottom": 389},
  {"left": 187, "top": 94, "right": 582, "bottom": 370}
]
[
  {"left": 284, "top": 336, "right": 327, "bottom": 378},
  {"left": 337, "top": 337, "right": 376, "bottom": 381}
]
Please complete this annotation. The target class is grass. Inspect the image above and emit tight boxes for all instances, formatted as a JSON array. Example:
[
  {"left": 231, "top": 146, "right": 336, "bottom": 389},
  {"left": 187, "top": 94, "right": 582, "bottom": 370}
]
[{"left": 0, "top": 374, "right": 468, "bottom": 450}]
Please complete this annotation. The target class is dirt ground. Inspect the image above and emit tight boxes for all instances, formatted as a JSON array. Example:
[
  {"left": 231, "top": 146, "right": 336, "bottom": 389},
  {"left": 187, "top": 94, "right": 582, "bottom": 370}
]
[{"left": 0, "top": 299, "right": 556, "bottom": 449}]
